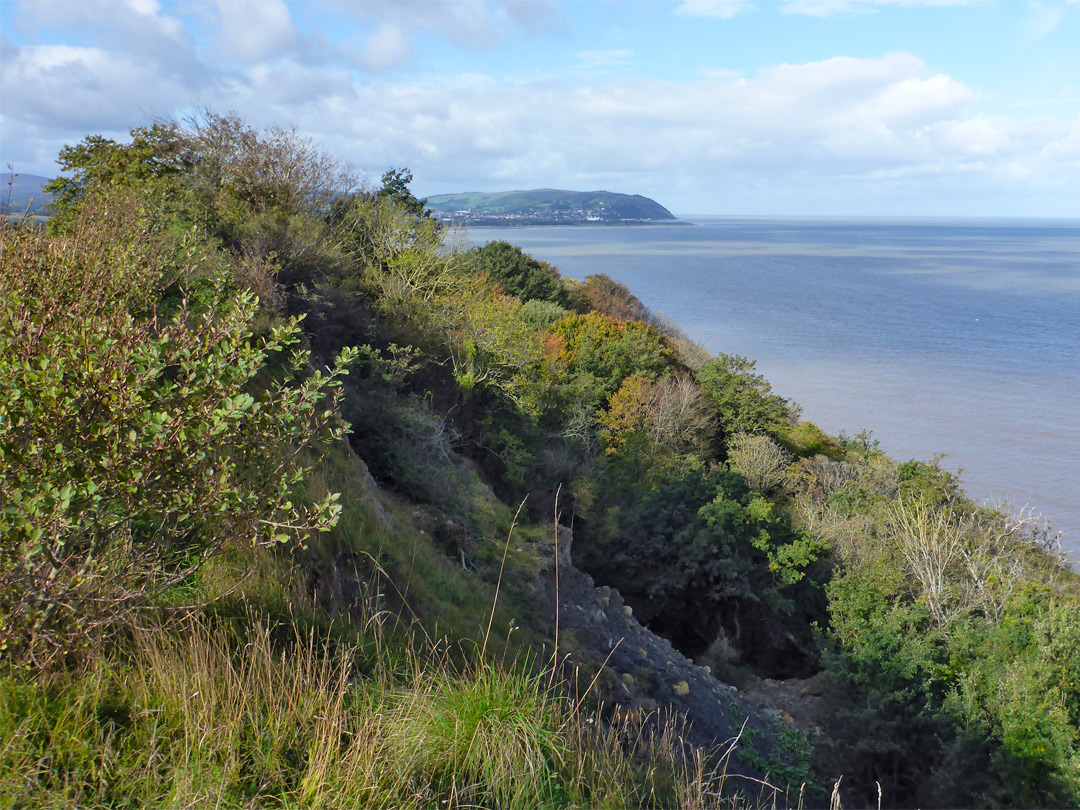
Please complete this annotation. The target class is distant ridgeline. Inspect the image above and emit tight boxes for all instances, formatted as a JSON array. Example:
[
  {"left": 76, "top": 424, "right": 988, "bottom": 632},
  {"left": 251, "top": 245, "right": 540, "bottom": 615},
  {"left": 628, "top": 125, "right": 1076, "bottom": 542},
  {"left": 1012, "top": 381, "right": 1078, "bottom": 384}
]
[
  {"left": 1, "top": 173, "right": 54, "bottom": 217},
  {"left": 425, "top": 188, "right": 677, "bottom": 225}
]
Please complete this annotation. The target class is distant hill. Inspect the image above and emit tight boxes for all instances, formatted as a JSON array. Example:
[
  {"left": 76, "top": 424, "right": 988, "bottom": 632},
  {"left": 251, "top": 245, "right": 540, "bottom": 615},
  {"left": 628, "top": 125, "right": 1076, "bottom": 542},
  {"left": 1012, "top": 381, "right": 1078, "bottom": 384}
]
[
  {"left": 425, "top": 188, "right": 676, "bottom": 225},
  {"left": 1, "top": 173, "right": 54, "bottom": 216}
]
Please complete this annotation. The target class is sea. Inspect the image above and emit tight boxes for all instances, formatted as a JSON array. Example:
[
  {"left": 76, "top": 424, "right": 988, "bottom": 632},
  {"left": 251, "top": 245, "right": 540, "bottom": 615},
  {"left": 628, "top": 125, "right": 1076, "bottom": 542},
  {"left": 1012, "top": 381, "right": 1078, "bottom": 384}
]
[{"left": 465, "top": 217, "right": 1080, "bottom": 562}]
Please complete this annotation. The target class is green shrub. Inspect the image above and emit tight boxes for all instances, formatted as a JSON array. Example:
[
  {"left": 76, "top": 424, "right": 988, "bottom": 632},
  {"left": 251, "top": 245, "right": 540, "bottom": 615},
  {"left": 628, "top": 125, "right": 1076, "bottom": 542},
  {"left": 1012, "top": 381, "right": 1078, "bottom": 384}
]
[
  {"left": 519, "top": 298, "right": 569, "bottom": 328},
  {"left": 576, "top": 467, "right": 826, "bottom": 675},
  {"left": 465, "top": 240, "right": 569, "bottom": 307},
  {"left": 546, "top": 311, "right": 675, "bottom": 410},
  {"left": 0, "top": 220, "right": 354, "bottom": 667},
  {"left": 696, "top": 354, "right": 800, "bottom": 447}
]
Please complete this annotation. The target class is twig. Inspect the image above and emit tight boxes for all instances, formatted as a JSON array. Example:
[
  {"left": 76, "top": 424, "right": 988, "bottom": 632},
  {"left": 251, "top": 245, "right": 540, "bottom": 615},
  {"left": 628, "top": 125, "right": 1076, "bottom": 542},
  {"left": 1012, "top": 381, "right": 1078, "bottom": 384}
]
[
  {"left": 549, "top": 483, "right": 562, "bottom": 690},
  {"left": 481, "top": 494, "right": 527, "bottom": 661}
]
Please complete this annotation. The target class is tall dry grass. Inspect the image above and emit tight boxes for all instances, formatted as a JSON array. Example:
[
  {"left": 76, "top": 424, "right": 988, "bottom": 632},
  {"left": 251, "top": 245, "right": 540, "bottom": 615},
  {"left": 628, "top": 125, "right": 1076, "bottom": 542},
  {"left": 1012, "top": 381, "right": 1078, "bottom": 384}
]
[{"left": 2, "top": 595, "right": 792, "bottom": 809}]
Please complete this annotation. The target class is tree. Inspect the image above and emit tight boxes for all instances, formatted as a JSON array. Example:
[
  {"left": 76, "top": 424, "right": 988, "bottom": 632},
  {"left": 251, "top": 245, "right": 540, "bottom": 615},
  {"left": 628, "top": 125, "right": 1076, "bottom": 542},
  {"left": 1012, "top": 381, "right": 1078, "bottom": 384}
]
[
  {"left": 696, "top": 353, "right": 800, "bottom": 445},
  {"left": 443, "top": 279, "right": 545, "bottom": 411},
  {"left": 45, "top": 111, "right": 360, "bottom": 289},
  {"left": 598, "top": 373, "right": 714, "bottom": 474},
  {"left": 377, "top": 167, "right": 428, "bottom": 217},
  {"left": 572, "top": 273, "right": 653, "bottom": 322},
  {"left": 726, "top": 432, "right": 794, "bottom": 495},
  {"left": 465, "top": 240, "right": 568, "bottom": 306},
  {"left": 44, "top": 123, "right": 189, "bottom": 227},
  {"left": 575, "top": 466, "right": 825, "bottom": 672},
  {"left": 545, "top": 311, "right": 675, "bottom": 410}
]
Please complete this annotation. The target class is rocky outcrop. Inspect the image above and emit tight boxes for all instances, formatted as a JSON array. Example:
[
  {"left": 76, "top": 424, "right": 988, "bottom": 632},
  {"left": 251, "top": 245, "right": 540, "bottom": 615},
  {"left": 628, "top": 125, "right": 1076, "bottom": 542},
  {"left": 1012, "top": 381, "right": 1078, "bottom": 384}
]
[{"left": 539, "top": 525, "right": 809, "bottom": 792}]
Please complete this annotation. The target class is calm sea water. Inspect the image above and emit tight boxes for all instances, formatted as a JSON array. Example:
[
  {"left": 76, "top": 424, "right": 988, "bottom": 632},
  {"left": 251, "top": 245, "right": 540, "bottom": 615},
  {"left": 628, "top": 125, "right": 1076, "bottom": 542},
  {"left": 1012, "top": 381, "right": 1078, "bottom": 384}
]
[{"left": 467, "top": 217, "right": 1080, "bottom": 560}]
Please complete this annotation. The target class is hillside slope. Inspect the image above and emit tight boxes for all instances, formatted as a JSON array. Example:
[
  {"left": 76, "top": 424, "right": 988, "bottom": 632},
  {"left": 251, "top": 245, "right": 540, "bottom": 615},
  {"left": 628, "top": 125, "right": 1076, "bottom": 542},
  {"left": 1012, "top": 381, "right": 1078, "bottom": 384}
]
[
  {"left": 427, "top": 188, "right": 677, "bottom": 224},
  {"left": 1, "top": 172, "right": 53, "bottom": 215},
  {"left": 4, "top": 114, "right": 1078, "bottom": 810}
]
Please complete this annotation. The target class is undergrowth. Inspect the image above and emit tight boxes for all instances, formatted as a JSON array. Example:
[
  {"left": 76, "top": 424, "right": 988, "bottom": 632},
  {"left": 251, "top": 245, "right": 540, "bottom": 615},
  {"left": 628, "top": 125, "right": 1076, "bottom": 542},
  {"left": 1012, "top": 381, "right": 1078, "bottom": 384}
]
[{"left": 0, "top": 601, "right": 781, "bottom": 809}]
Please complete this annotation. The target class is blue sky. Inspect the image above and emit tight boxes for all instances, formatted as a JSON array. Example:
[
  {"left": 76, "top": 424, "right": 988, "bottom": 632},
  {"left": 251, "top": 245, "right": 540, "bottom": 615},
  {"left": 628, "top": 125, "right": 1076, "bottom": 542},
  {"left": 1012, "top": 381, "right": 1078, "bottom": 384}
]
[{"left": 2, "top": 0, "right": 1078, "bottom": 216}]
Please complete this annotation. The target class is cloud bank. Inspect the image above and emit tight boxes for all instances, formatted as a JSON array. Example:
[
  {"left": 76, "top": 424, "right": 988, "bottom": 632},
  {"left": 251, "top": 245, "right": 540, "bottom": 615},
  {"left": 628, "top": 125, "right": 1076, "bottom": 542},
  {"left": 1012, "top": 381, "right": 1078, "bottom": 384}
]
[{"left": 1, "top": 0, "right": 1076, "bottom": 215}]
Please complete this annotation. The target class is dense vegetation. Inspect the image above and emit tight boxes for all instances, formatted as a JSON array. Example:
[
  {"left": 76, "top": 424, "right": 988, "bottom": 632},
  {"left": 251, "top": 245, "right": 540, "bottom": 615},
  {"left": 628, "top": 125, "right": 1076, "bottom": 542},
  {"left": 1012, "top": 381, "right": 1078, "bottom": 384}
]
[{"left": 2, "top": 113, "right": 1077, "bottom": 808}]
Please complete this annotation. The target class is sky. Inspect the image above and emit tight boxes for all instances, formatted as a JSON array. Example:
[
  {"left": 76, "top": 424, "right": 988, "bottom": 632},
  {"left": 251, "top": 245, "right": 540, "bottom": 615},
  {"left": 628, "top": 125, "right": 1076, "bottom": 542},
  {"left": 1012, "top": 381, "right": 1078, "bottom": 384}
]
[{"left": 2, "top": 0, "right": 1079, "bottom": 217}]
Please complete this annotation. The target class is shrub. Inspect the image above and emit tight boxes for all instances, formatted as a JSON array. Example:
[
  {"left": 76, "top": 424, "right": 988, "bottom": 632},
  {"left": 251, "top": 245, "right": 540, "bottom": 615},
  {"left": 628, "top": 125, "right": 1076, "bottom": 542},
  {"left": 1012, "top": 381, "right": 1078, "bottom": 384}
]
[
  {"left": 576, "top": 467, "right": 826, "bottom": 673},
  {"left": 546, "top": 311, "right": 675, "bottom": 410},
  {"left": 0, "top": 220, "right": 354, "bottom": 667},
  {"left": 726, "top": 433, "right": 794, "bottom": 495},
  {"left": 465, "top": 240, "right": 569, "bottom": 306},
  {"left": 573, "top": 273, "right": 653, "bottom": 322},
  {"left": 696, "top": 354, "right": 800, "bottom": 446},
  {"left": 519, "top": 298, "right": 569, "bottom": 329}
]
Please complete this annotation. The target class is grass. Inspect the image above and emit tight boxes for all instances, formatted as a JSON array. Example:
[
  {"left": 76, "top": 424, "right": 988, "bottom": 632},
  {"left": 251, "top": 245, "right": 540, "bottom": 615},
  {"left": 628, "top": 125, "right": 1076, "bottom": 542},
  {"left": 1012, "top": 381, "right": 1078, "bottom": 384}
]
[
  {"left": 0, "top": 602, "right": 780, "bottom": 809},
  {"left": 0, "top": 484, "right": 803, "bottom": 810},
  {"left": 0, "top": 447, "right": 804, "bottom": 809}
]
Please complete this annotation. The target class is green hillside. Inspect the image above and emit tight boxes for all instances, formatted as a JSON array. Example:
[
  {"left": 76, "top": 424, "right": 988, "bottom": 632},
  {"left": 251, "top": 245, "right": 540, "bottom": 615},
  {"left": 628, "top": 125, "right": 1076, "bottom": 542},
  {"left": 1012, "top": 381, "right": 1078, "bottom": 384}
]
[
  {"left": 427, "top": 188, "right": 676, "bottom": 223},
  {"left": 1, "top": 172, "right": 53, "bottom": 216},
  {"left": 3, "top": 115, "right": 1079, "bottom": 810}
]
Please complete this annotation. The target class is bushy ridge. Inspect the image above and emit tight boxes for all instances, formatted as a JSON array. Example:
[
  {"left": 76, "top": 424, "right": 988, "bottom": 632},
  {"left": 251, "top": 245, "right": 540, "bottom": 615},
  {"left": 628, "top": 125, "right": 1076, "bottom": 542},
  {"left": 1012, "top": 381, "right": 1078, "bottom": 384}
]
[{"left": 2, "top": 112, "right": 1077, "bottom": 808}]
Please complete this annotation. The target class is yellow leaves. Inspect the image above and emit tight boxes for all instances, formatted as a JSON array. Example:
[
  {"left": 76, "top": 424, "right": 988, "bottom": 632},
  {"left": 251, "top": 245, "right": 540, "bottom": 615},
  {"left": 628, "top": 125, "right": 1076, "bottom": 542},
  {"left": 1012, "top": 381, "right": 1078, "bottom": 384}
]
[
  {"left": 599, "top": 373, "right": 713, "bottom": 467},
  {"left": 599, "top": 375, "right": 652, "bottom": 455}
]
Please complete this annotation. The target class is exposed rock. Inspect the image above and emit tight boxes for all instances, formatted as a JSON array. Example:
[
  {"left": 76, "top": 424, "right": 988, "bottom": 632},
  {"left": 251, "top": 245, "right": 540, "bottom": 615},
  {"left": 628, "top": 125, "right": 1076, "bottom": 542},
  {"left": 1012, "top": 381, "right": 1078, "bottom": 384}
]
[
  {"left": 356, "top": 455, "right": 393, "bottom": 528},
  {"left": 537, "top": 524, "right": 807, "bottom": 790}
]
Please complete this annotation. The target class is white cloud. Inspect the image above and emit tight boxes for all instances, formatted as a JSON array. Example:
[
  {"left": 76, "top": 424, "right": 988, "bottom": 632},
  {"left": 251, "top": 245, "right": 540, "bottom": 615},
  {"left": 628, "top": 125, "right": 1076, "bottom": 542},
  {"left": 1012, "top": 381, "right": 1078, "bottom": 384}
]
[
  {"left": 1021, "top": 1, "right": 1068, "bottom": 44},
  {"left": 15, "top": 0, "right": 175, "bottom": 34},
  {"left": 674, "top": 0, "right": 974, "bottom": 17},
  {"left": 921, "top": 116, "right": 1014, "bottom": 156},
  {"left": 358, "top": 24, "right": 414, "bottom": 72},
  {"left": 209, "top": 0, "right": 300, "bottom": 65},
  {"left": 0, "top": 40, "right": 195, "bottom": 162},
  {"left": 1040, "top": 115, "right": 1080, "bottom": 160},
  {"left": 1, "top": 0, "right": 1076, "bottom": 217},
  {"left": 675, "top": 0, "right": 755, "bottom": 18},
  {"left": 252, "top": 56, "right": 957, "bottom": 180},
  {"left": 492, "top": 0, "right": 570, "bottom": 34},
  {"left": 1, "top": 0, "right": 210, "bottom": 154},
  {"left": 9, "top": 0, "right": 202, "bottom": 75},
  {"left": 325, "top": 0, "right": 567, "bottom": 50},
  {"left": 238, "top": 59, "right": 359, "bottom": 109},
  {"left": 850, "top": 73, "right": 973, "bottom": 125},
  {"left": 782, "top": 0, "right": 971, "bottom": 17},
  {"left": 302, "top": 52, "right": 1075, "bottom": 213},
  {"left": 699, "top": 67, "right": 744, "bottom": 80}
]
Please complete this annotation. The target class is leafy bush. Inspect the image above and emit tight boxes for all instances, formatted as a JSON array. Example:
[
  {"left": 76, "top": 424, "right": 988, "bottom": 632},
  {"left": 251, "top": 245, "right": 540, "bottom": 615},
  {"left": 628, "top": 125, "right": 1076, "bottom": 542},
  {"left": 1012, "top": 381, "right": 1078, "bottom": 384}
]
[
  {"left": 576, "top": 467, "right": 826, "bottom": 674},
  {"left": 599, "top": 373, "right": 714, "bottom": 473},
  {"left": 572, "top": 273, "right": 653, "bottom": 322},
  {"left": 519, "top": 298, "right": 569, "bottom": 329},
  {"left": 696, "top": 354, "right": 800, "bottom": 446},
  {"left": 465, "top": 240, "right": 569, "bottom": 306},
  {"left": 546, "top": 311, "right": 675, "bottom": 410},
  {"left": 0, "top": 218, "right": 354, "bottom": 667},
  {"left": 48, "top": 110, "right": 360, "bottom": 289},
  {"left": 821, "top": 507, "right": 1080, "bottom": 807},
  {"left": 726, "top": 433, "right": 794, "bottom": 495}
]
